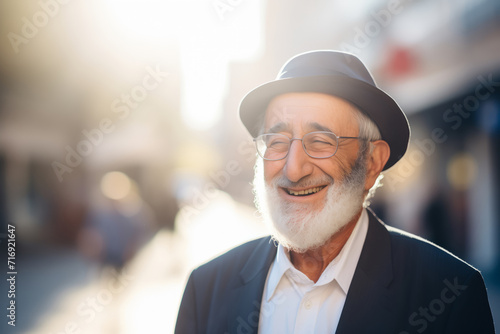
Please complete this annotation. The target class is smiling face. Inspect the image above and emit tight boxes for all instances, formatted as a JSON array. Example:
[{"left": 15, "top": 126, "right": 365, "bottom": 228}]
[
  {"left": 253, "top": 92, "right": 370, "bottom": 252},
  {"left": 263, "top": 92, "right": 362, "bottom": 206}
]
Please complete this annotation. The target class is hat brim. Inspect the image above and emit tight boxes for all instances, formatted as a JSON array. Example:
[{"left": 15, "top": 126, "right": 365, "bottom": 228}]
[{"left": 239, "top": 75, "right": 410, "bottom": 171}]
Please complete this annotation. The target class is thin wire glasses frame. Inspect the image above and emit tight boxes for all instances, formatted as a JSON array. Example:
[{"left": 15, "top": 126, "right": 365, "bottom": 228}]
[{"left": 253, "top": 131, "right": 368, "bottom": 161}]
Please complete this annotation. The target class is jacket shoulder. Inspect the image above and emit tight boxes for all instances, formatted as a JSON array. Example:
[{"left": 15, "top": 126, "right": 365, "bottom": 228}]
[
  {"left": 371, "top": 218, "right": 494, "bottom": 334},
  {"left": 384, "top": 222, "right": 479, "bottom": 278},
  {"left": 177, "top": 236, "right": 275, "bottom": 334}
]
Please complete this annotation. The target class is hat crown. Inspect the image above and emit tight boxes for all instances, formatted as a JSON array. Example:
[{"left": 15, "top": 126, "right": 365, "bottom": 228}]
[{"left": 277, "top": 50, "right": 376, "bottom": 86}]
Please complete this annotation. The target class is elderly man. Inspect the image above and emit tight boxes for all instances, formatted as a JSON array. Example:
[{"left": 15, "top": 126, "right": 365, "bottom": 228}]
[{"left": 175, "top": 51, "right": 495, "bottom": 334}]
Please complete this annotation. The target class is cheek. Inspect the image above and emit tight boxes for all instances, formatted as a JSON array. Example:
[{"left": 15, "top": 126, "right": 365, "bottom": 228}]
[
  {"left": 315, "top": 159, "right": 346, "bottom": 180},
  {"left": 326, "top": 157, "right": 350, "bottom": 177},
  {"left": 263, "top": 161, "right": 284, "bottom": 184},
  {"left": 330, "top": 144, "right": 360, "bottom": 174}
]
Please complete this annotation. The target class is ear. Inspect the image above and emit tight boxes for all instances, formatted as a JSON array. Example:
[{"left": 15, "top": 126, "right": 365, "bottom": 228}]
[{"left": 364, "top": 140, "right": 390, "bottom": 191}]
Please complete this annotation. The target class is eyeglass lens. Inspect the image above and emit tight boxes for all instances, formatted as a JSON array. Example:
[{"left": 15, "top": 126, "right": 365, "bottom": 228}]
[{"left": 256, "top": 132, "right": 339, "bottom": 160}]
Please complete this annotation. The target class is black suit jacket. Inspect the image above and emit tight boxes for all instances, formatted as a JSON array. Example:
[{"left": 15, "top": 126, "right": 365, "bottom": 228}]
[{"left": 175, "top": 211, "right": 495, "bottom": 333}]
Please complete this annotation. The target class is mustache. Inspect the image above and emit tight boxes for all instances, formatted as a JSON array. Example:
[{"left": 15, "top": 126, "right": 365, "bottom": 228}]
[{"left": 271, "top": 174, "right": 334, "bottom": 189}]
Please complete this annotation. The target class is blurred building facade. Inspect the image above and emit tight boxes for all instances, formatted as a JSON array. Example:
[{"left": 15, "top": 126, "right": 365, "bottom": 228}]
[{"left": 0, "top": 1, "right": 184, "bottom": 259}]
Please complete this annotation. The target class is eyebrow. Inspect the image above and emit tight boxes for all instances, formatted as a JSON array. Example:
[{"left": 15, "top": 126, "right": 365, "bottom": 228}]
[
  {"left": 308, "top": 122, "right": 334, "bottom": 133},
  {"left": 266, "top": 122, "right": 335, "bottom": 134},
  {"left": 266, "top": 122, "right": 289, "bottom": 134}
]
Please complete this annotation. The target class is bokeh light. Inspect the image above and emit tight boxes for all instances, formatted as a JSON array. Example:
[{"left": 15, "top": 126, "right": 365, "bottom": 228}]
[
  {"left": 447, "top": 153, "right": 478, "bottom": 191},
  {"left": 101, "top": 171, "right": 132, "bottom": 200}
]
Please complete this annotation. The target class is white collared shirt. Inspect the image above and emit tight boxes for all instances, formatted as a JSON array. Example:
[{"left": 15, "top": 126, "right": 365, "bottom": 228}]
[{"left": 257, "top": 209, "right": 369, "bottom": 334}]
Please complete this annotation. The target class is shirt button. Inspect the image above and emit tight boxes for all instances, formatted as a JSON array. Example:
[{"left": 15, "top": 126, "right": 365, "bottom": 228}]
[{"left": 304, "top": 300, "right": 312, "bottom": 310}]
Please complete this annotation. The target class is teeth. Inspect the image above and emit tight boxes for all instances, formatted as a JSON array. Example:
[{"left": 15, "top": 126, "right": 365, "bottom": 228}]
[{"left": 288, "top": 186, "right": 324, "bottom": 196}]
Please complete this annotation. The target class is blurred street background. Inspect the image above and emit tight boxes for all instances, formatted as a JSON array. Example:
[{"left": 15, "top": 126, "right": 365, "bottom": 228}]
[{"left": 0, "top": 0, "right": 499, "bottom": 333}]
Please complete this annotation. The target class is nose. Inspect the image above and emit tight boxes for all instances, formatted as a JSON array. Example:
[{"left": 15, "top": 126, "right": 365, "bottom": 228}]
[{"left": 283, "top": 139, "right": 313, "bottom": 182}]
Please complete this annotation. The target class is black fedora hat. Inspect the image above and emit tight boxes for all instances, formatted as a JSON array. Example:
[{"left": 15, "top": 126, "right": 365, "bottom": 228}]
[{"left": 239, "top": 50, "right": 410, "bottom": 170}]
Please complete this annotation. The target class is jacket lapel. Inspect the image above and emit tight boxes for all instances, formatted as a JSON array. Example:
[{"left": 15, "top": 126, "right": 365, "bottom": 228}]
[
  {"left": 336, "top": 211, "right": 396, "bottom": 333},
  {"left": 227, "top": 237, "right": 277, "bottom": 334}
]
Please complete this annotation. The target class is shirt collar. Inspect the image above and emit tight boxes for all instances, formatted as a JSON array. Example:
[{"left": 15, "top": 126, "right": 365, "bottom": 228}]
[
  {"left": 330, "top": 208, "right": 369, "bottom": 293},
  {"left": 264, "top": 208, "right": 369, "bottom": 301},
  {"left": 264, "top": 240, "right": 293, "bottom": 301}
]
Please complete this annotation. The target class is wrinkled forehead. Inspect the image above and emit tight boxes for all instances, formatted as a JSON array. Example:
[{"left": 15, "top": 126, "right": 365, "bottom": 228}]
[{"left": 263, "top": 92, "right": 359, "bottom": 134}]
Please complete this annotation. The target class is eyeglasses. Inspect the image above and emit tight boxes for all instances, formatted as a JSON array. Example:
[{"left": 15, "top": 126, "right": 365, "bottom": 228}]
[{"left": 254, "top": 131, "right": 366, "bottom": 161}]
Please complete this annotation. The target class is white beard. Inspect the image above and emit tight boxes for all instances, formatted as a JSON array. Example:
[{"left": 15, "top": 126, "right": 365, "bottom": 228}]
[{"left": 253, "top": 157, "right": 367, "bottom": 253}]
